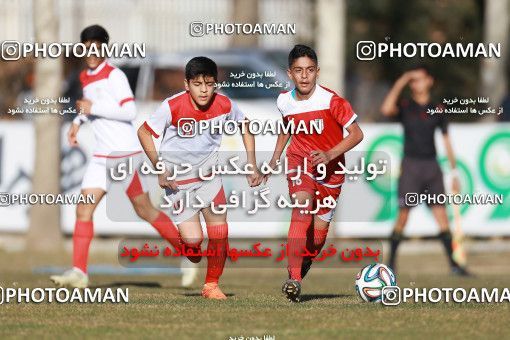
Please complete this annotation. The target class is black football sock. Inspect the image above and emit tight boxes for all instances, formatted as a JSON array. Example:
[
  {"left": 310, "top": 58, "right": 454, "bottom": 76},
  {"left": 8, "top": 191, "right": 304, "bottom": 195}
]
[
  {"left": 438, "top": 230, "right": 457, "bottom": 268},
  {"left": 388, "top": 231, "right": 403, "bottom": 271}
]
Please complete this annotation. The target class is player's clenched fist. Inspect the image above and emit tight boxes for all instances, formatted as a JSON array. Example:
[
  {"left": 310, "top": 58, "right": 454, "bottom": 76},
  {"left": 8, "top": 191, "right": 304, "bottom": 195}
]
[
  {"left": 246, "top": 167, "right": 264, "bottom": 187},
  {"left": 310, "top": 150, "right": 332, "bottom": 166}
]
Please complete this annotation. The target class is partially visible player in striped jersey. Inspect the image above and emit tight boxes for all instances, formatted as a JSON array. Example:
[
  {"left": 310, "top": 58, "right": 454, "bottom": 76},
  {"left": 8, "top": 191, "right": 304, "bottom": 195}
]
[
  {"left": 51, "top": 25, "right": 183, "bottom": 288},
  {"left": 138, "top": 56, "right": 263, "bottom": 299},
  {"left": 264, "top": 45, "right": 364, "bottom": 302}
]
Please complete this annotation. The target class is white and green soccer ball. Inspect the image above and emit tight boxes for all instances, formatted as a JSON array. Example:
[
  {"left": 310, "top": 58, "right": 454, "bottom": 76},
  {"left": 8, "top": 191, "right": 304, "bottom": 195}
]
[{"left": 355, "top": 263, "right": 397, "bottom": 302}]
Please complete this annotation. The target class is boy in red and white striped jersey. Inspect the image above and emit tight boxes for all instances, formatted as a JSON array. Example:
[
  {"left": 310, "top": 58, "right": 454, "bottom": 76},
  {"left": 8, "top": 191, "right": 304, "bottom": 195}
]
[
  {"left": 51, "top": 25, "right": 182, "bottom": 289},
  {"left": 265, "top": 45, "right": 364, "bottom": 302},
  {"left": 138, "top": 56, "right": 263, "bottom": 299}
]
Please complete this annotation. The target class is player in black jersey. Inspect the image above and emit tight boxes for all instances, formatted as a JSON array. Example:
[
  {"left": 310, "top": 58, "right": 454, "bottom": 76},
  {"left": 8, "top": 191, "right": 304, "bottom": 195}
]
[{"left": 380, "top": 65, "right": 470, "bottom": 276}]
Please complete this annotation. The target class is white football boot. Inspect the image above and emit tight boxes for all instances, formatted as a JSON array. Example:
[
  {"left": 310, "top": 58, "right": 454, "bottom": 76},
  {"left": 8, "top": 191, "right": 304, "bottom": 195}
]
[
  {"left": 50, "top": 267, "right": 89, "bottom": 288},
  {"left": 181, "top": 258, "right": 198, "bottom": 288}
]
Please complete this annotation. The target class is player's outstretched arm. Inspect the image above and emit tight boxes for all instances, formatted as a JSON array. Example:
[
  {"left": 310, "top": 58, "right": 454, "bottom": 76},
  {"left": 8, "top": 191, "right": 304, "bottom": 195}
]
[
  {"left": 263, "top": 131, "right": 291, "bottom": 184},
  {"left": 137, "top": 124, "right": 159, "bottom": 168},
  {"left": 68, "top": 114, "right": 89, "bottom": 146},
  {"left": 240, "top": 119, "right": 263, "bottom": 187},
  {"left": 89, "top": 99, "right": 137, "bottom": 122},
  {"left": 137, "top": 124, "right": 178, "bottom": 191},
  {"left": 380, "top": 72, "right": 413, "bottom": 117},
  {"left": 311, "top": 122, "right": 364, "bottom": 166}
]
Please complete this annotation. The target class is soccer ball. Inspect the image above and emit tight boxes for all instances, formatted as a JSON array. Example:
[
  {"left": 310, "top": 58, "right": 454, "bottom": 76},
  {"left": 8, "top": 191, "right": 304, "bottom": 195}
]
[{"left": 355, "top": 263, "right": 397, "bottom": 302}]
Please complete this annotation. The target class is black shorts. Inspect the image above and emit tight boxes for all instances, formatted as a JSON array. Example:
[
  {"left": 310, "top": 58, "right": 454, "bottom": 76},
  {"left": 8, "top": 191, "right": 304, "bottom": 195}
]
[{"left": 398, "top": 157, "right": 445, "bottom": 208}]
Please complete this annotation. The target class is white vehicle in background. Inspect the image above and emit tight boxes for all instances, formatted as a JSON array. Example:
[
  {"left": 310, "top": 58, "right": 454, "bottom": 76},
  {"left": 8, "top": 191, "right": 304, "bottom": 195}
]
[{"left": 110, "top": 49, "right": 290, "bottom": 125}]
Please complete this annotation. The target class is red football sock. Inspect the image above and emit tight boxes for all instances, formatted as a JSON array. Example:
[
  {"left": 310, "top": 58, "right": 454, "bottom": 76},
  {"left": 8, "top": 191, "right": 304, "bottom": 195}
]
[
  {"left": 150, "top": 211, "right": 182, "bottom": 251},
  {"left": 73, "top": 220, "right": 94, "bottom": 273},
  {"left": 313, "top": 227, "right": 329, "bottom": 254},
  {"left": 183, "top": 239, "right": 203, "bottom": 263},
  {"left": 205, "top": 223, "right": 229, "bottom": 284},
  {"left": 287, "top": 207, "right": 313, "bottom": 282},
  {"left": 304, "top": 223, "right": 315, "bottom": 261}
]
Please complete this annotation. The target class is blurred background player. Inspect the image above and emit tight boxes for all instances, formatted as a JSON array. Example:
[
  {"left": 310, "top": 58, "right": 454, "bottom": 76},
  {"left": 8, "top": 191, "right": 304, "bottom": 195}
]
[
  {"left": 265, "top": 45, "right": 364, "bottom": 302},
  {"left": 137, "top": 56, "right": 263, "bottom": 300},
  {"left": 380, "top": 65, "right": 471, "bottom": 276},
  {"left": 50, "top": 25, "right": 183, "bottom": 288}
]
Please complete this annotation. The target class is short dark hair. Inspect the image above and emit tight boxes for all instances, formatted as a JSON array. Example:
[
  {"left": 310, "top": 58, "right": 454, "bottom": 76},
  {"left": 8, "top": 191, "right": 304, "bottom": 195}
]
[
  {"left": 185, "top": 56, "right": 218, "bottom": 81},
  {"left": 80, "top": 25, "right": 109, "bottom": 44},
  {"left": 409, "top": 63, "right": 432, "bottom": 77},
  {"left": 288, "top": 44, "right": 318, "bottom": 68}
]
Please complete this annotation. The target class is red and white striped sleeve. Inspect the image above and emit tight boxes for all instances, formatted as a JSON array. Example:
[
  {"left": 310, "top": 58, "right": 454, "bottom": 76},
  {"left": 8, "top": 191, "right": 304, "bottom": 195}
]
[
  {"left": 330, "top": 95, "right": 358, "bottom": 128},
  {"left": 143, "top": 99, "right": 171, "bottom": 138},
  {"left": 227, "top": 100, "right": 245, "bottom": 122},
  {"left": 90, "top": 68, "right": 136, "bottom": 121}
]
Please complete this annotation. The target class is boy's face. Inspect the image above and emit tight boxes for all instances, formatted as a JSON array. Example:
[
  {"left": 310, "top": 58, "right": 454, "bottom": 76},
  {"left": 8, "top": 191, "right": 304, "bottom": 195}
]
[
  {"left": 287, "top": 56, "right": 319, "bottom": 96},
  {"left": 84, "top": 40, "right": 105, "bottom": 70},
  {"left": 409, "top": 69, "right": 433, "bottom": 95},
  {"left": 184, "top": 75, "right": 216, "bottom": 109}
]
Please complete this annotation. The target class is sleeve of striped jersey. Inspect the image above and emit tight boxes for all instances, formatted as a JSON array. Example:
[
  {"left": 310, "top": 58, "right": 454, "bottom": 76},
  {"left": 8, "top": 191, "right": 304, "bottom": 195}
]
[
  {"left": 144, "top": 100, "right": 171, "bottom": 138},
  {"left": 330, "top": 96, "right": 357, "bottom": 128},
  {"left": 276, "top": 94, "right": 285, "bottom": 115},
  {"left": 89, "top": 69, "right": 136, "bottom": 121},
  {"left": 227, "top": 101, "right": 245, "bottom": 122},
  {"left": 110, "top": 68, "right": 135, "bottom": 107}
]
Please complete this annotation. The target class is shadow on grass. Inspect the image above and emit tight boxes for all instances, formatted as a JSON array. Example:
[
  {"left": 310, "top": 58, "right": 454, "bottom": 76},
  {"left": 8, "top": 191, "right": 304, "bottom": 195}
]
[
  {"left": 299, "top": 293, "right": 350, "bottom": 302},
  {"left": 183, "top": 292, "right": 235, "bottom": 297},
  {"left": 90, "top": 281, "right": 162, "bottom": 289}
]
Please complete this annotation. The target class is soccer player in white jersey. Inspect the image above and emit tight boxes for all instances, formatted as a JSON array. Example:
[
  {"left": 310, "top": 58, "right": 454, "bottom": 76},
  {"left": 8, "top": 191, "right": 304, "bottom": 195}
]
[
  {"left": 138, "top": 56, "right": 263, "bottom": 299},
  {"left": 51, "top": 25, "right": 183, "bottom": 288},
  {"left": 265, "top": 45, "right": 364, "bottom": 302}
]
